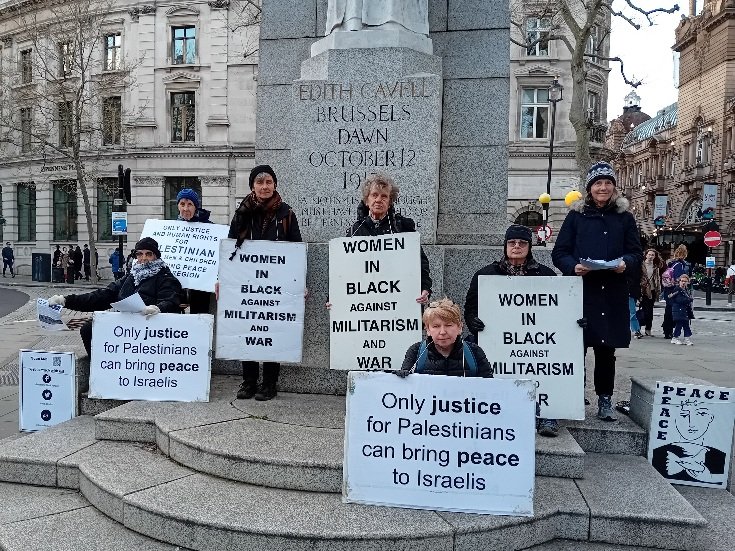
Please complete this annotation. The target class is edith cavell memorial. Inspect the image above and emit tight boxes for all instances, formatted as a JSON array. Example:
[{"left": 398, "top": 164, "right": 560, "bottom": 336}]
[{"left": 246, "top": 0, "right": 510, "bottom": 388}]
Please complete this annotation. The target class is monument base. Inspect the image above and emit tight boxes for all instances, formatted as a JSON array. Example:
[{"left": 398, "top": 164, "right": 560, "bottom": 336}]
[{"left": 310, "top": 28, "right": 433, "bottom": 57}]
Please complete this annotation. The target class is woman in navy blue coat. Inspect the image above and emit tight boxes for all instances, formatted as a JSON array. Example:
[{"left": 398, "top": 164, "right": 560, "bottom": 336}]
[{"left": 552, "top": 162, "right": 642, "bottom": 422}]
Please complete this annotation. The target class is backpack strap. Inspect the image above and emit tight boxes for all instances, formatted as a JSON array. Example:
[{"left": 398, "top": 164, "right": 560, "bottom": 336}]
[
  {"left": 415, "top": 340, "right": 429, "bottom": 373},
  {"left": 462, "top": 342, "right": 478, "bottom": 377}
]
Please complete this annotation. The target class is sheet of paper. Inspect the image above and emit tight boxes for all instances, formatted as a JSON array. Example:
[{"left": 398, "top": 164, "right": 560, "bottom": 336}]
[
  {"left": 580, "top": 257, "right": 623, "bottom": 271},
  {"left": 110, "top": 293, "right": 146, "bottom": 313},
  {"left": 36, "top": 299, "right": 67, "bottom": 331}
]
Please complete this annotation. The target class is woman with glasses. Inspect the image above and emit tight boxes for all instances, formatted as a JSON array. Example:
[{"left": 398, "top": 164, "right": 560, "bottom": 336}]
[
  {"left": 552, "top": 161, "right": 642, "bottom": 423},
  {"left": 463, "top": 224, "right": 558, "bottom": 435},
  {"left": 46, "top": 237, "right": 182, "bottom": 358}
]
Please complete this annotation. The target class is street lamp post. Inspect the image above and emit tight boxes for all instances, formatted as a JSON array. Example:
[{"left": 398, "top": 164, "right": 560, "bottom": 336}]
[{"left": 541, "top": 77, "right": 564, "bottom": 246}]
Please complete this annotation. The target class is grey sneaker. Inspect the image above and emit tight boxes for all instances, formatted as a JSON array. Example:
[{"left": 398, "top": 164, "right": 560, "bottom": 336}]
[
  {"left": 597, "top": 395, "right": 617, "bottom": 422},
  {"left": 537, "top": 418, "right": 559, "bottom": 437}
]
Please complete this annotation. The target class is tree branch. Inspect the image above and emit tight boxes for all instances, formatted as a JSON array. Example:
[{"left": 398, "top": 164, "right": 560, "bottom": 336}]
[{"left": 584, "top": 53, "right": 642, "bottom": 86}]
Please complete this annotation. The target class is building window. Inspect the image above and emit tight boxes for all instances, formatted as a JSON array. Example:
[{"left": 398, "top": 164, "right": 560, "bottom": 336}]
[
  {"left": 172, "top": 26, "right": 196, "bottom": 64},
  {"left": 696, "top": 128, "right": 710, "bottom": 165},
  {"left": 19, "top": 49, "right": 32, "bottom": 84},
  {"left": 164, "top": 176, "right": 201, "bottom": 220},
  {"left": 97, "top": 179, "right": 116, "bottom": 241},
  {"left": 104, "top": 33, "right": 121, "bottom": 71},
  {"left": 17, "top": 184, "right": 36, "bottom": 242},
  {"left": 58, "top": 42, "right": 73, "bottom": 76},
  {"left": 515, "top": 210, "right": 543, "bottom": 228},
  {"left": 102, "top": 96, "right": 121, "bottom": 145},
  {"left": 520, "top": 88, "right": 549, "bottom": 139},
  {"left": 53, "top": 181, "right": 78, "bottom": 242},
  {"left": 587, "top": 90, "right": 600, "bottom": 123},
  {"left": 171, "top": 91, "right": 195, "bottom": 142},
  {"left": 58, "top": 101, "right": 73, "bottom": 148},
  {"left": 20, "top": 107, "right": 32, "bottom": 152},
  {"left": 526, "top": 18, "right": 550, "bottom": 56},
  {"left": 586, "top": 26, "right": 598, "bottom": 63},
  {"left": 683, "top": 199, "right": 703, "bottom": 225}
]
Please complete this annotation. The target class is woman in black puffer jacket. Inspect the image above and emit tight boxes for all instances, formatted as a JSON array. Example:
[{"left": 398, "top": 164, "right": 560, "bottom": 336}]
[{"left": 400, "top": 298, "right": 492, "bottom": 378}]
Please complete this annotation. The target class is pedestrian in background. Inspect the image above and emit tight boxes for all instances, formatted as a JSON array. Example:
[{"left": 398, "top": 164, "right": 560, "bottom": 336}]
[
  {"left": 552, "top": 161, "right": 642, "bottom": 422},
  {"left": 629, "top": 273, "right": 642, "bottom": 339},
  {"left": 52, "top": 245, "right": 61, "bottom": 268},
  {"left": 83, "top": 244, "right": 91, "bottom": 281},
  {"left": 669, "top": 274, "right": 694, "bottom": 346},
  {"left": 661, "top": 244, "right": 690, "bottom": 339},
  {"left": 2, "top": 242, "right": 14, "bottom": 278},
  {"left": 639, "top": 249, "right": 664, "bottom": 336},
  {"left": 726, "top": 261, "right": 735, "bottom": 307},
  {"left": 73, "top": 245, "right": 83, "bottom": 280},
  {"left": 227, "top": 165, "right": 302, "bottom": 401},
  {"left": 109, "top": 249, "right": 123, "bottom": 280}
]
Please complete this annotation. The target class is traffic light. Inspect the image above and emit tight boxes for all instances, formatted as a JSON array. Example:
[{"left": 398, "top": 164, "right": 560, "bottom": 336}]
[{"left": 117, "top": 164, "right": 132, "bottom": 204}]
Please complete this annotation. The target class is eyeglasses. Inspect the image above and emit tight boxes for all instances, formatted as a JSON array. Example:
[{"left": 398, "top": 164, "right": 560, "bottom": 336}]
[{"left": 507, "top": 240, "right": 530, "bottom": 248}]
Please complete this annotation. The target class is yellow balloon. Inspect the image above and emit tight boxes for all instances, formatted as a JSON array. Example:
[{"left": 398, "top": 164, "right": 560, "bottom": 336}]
[
  {"left": 565, "top": 190, "right": 583, "bottom": 207},
  {"left": 538, "top": 193, "right": 551, "bottom": 204}
]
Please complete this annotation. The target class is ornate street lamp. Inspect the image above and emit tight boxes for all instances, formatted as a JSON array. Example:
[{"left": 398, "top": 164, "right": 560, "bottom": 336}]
[{"left": 540, "top": 77, "right": 563, "bottom": 246}]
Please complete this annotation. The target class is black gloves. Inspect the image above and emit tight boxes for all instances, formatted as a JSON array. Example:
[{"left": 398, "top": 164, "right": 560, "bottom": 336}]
[
  {"left": 576, "top": 318, "right": 587, "bottom": 328},
  {"left": 392, "top": 370, "right": 411, "bottom": 378},
  {"left": 467, "top": 316, "right": 485, "bottom": 334}
]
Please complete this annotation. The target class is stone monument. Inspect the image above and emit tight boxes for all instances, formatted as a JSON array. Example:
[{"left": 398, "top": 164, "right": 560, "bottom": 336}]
[{"left": 232, "top": 0, "right": 511, "bottom": 389}]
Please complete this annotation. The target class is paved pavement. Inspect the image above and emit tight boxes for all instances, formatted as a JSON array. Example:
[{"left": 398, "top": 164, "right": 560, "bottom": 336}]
[{"left": 0, "top": 276, "right": 733, "bottom": 440}]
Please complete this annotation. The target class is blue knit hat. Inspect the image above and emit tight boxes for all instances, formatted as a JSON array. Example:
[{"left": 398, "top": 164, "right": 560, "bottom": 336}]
[
  {"left": 176, "top": 188, "right": 200, "bottom": 209},
  {"left": 586, "top": 161, "right": 616, "bottom": 191}
]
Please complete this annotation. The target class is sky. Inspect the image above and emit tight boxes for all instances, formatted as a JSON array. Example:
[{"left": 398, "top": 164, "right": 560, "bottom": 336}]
[{"left": 606, "top": 2, "right": 685, "bottom": 121}]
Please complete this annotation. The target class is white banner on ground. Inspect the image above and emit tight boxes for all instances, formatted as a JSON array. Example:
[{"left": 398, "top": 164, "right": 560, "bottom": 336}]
[
  {"left": 344, "top": 371, "right": 536, "bottom": 515},
  {"left": 215, "top": 239, "right": 307, "bottom": 363},
  {"left": 19, "top": 350, "right": 76, "bottom": 432},
  {"left": 329, "top": 233, "right": 422, "bottom": 371},
  {"left": 141, "top": 219, "right": 230, "bottom": 292},
  {"left": 647, "top": 382, "right": 735, "bottom": 488},
  {"left": 89, "top": 312, "right": 213, "bottom": 401},
  {"left": 478, "top": 276, "right": 585, "bottom": 420}
]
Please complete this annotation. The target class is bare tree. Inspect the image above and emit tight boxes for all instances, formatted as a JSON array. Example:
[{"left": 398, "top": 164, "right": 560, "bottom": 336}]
[
  {"left": 230, "top": 0, "right": 262, "bottom": 60},
  {"left": 511, "top": 0, "right": 679, "bottom": 185},
  {"left": 0, "top": 0, "right": 139, "bottom": 283}
]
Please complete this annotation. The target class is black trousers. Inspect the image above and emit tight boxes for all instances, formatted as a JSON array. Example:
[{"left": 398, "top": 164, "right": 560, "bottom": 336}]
[
  {"left": 640, "top": 296, "right": 655, "bottom": 331},
  {"left": 661, "top": 303, "right": 674, "bottom": 337},
  {"left": 241, "top": 361, "right": 280, "bottom": 388},
  {"left": 585, "top": 345, "right": 616, "bottom": 397},
  {"left": 188, "top": 290, "right": 213, "bottom": 314},
  {"left": 84, "top": 264, "right": 91, "bottom": 280},
  {"left": 80, "top": 320, "right": 93, "bottom": 357},
  {"left": 2, "top": 260, "right": 13, "bottom": 275}
]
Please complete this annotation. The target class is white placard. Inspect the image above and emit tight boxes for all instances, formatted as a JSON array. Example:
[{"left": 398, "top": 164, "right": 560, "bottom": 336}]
[
  {"left": 344, "top": 372, "right": 536, "bottom": 515},
  {"left": 647, "top": 382, "right": 735, "bottom": 488},
  {"left": 141, "top": 219, "right": 230, "bottom": 292},
  {"left": 215, "top": 239, "right": 307, "bottom": 363},
  {"left": 19, "top": 350, "right": 76, "bottom": 432},
  {"left": 36, "top": 298, "right": 67, "bottom": 331},
  {"left": 329, "top": 233, "right": 422, "bottom": 371},
  {"left": 89, "top": 312, "right": 213, "bottom": 401},
  {"left": 478, "top": 276, "right": 585, "bottom": 420}
]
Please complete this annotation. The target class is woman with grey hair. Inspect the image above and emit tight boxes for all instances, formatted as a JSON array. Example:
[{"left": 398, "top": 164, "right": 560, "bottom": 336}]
[
  {"left": 552, "top": 161, "right": 642, "bottom": 422},
  {"left": 347, "top": 173, "right": 432, "bottom": 303}
]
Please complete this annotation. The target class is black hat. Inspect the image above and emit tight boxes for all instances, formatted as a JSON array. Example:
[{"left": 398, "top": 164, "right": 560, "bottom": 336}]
[
  {"left": 586, "top": 161, "right": 616, "bottom": 191},
  {"left": 135, "top": 237, "right": 161, "bottom": 258},
  {"left": 249, "top": 165, "right": 277, "bottom": 189},
  {"left": 505, "top": 224, "right": 533, "bottom": 244}
]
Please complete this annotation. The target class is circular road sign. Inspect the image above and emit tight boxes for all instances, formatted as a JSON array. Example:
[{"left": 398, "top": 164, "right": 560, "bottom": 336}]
[
  {"left": 704, "top": 231, "right": 722, "bottom": 248},
  {"left": 536, "top": 225, "right": 553, "bottom": 242}
]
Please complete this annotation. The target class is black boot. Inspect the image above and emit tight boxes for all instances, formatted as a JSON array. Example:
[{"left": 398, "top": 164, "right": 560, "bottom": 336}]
[
  {"left": 237, "top": 381, "right": 257, "bottom": 400},
  {"left": 238, "top": 361, "right": 259, "bottom": 400},
  {"left": 254, "top": 384, "right": 277, "bottom": 401}
]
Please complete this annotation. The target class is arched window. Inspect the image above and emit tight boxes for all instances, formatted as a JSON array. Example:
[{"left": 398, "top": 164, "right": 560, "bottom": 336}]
[
  {"left": 682, "top": 199, "right": 702, "bottom": 225},
  {"left": 515, "top": 210, "right": 543, "bottom": 228}
]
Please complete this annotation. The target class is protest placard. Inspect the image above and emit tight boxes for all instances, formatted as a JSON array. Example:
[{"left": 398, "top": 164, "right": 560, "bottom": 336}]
[
  {"left": 344, "top": 371, "right": 535, "bottom": 515},
  {"left": 216, "top": 238, "right": 307, "bottom": 362},
  {"left": 89, "top": 312, "right": 213, "bottom": 401},
  {"left": 329, "top": 233, "right": 422, "bottom": 371},
  {"left": 478, "top": 276, "right": 584, "bottom": 420},
  {"left": 19, "top": 350, "right": 76, "bottom": 432},
  {"left": 647, "top": 381, "right": 735, "bottom": 488},
  {"left": 141, "top": 219, "right": 230, "bottom": 292}
]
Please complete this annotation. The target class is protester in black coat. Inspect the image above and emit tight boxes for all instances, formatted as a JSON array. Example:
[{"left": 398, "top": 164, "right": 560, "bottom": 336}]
[
  {"left": 552, "top": 161, "right": 642, "bottom": 422},
  {"left": 2, "top": 242, "right": 14, "bottom": 278},
  {"left": 83, "top": 245, "right": 91, "bottom": 281},
  {"left": 46, "top": 237, "right": 182, "bottom": 357},
  {"left": 347, "top": 173, "right": 432, "bottom": 301},
  {"left": 400, "top": 298, "right": 492, "bottom": 377},
  {"left": 176, "top": 188, "right": 215, "bottom": 315},
  {"left": 73, "top": 246, "right": 84, "bottom": 280},
  {"left": 227, "top": 165, "right": 302, "bottom": 402}
]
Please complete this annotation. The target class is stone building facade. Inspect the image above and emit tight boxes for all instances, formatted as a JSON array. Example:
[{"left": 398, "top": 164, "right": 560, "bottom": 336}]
[
  {"left": 508, "top": 7, "right": 611, "bottom": 238},
  {"left": 0, "top": 0, "right": 258, "bottom": 276}
]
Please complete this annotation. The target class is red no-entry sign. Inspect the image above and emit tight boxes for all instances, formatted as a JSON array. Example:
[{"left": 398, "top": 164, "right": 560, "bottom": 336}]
[{"left": 704, "top": 231, "right": 722, "bottom": 248}]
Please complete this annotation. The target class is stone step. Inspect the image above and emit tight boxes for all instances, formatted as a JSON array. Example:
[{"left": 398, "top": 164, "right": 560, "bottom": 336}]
[
  {"left": 563, "top": 401, "right": 646, "bottom": 456},
  {"left": 0, "top": 481, "right": 183, "bottom": 550},
  {"left": 95, "top": 387, "right": 585, "bottom": 485}
]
